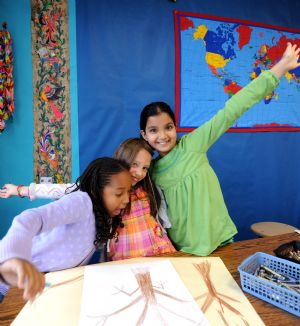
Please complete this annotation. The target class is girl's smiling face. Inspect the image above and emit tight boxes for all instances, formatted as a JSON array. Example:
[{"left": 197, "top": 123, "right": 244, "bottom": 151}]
[
  {"left": 141, "top": 112, "right": 177, "bottom": 157},
  {"left": 102, "top": 170, "right": 132, "bottom": 217},
  {"left": 130, "top": 148, "right": 151, "bottom": 186}
]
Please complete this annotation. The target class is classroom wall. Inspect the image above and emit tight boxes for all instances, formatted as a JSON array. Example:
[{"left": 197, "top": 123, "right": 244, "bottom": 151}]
[
  {"left": 0, "top": 0, "right": 36, "bottom": 236},
  {"left": 0, "top": 0, "right": 78, "bottom": 237},
  {"left": 76, "top": 0, "right": 300, "bottom": 240},
  {"left": 0, "top": 0, "right": 299, "bottom": 241}
]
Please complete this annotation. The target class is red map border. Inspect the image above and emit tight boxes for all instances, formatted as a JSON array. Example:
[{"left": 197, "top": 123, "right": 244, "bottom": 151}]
[{"left": 174, "top": 10, "right": 300, "bottom": 133}]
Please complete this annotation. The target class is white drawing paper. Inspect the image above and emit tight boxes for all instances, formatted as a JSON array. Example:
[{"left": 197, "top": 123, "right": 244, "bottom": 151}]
[{"left": 79, "top": 260, "right": 210, "bottom": 326}]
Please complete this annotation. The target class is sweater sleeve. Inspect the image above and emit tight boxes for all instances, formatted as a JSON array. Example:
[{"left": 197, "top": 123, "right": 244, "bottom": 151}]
[
  {"left": 29, "top": 183, "right": 75, "bottom": 200},
  {"left": 180, "top": 70, "right": 279, "bottom": 152},
  {"left": 0, "top": 191, "right": 92, "bottom": 264}
]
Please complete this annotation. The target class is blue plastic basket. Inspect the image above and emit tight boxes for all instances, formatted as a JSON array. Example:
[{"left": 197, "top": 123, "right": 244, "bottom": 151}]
[{"left": 238, "top": 252, "right": 300, "bottom": 317}]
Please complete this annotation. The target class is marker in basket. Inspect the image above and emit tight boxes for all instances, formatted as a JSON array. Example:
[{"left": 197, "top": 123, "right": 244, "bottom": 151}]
[
  {"left": 261, "top": 265, "right": 287, "bottom": 280},
  {"left": 256, "top": 265, "right": 287, "bottom": 282},
  {"left": 281, "top": 283, "right": 300, "bottom": 294},
  {"left": 255, "top": 265, "right": 300, "bottom": 294}
]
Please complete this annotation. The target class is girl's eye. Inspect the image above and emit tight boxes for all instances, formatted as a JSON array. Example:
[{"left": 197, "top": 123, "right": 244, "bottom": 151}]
[
  {"left": 166, "top": 124, "right": 174, "bottom": 130},
  {"left": 115, "top": 193, "right": 123, "bottom": 197},
  {"left": 143, "top": 167, "right": 149, "bottom": 171},
  {"left": 149, "top": 128, "right": 157, "bottom": 133},
  {"left": 131, "top": 162, "right": 138, "bottom": 168}
]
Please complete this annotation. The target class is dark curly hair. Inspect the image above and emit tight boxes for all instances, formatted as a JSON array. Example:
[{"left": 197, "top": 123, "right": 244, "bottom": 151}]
[{"left": 72, "top": 157, "right": 129, "bottom": 250}]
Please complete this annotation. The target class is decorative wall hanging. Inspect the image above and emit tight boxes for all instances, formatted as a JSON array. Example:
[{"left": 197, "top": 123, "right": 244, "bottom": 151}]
[
  {"left": 174, "top": 11, "right": 300, "bottom": 132},
  {"left": 0, "top": 22, "right": 14, "bottom": 133},
  {"left": 31, "top": 0, "right": 71, "bottom": 183}
]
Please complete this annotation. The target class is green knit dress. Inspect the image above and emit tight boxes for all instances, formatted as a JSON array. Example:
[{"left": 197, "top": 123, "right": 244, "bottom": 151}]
[{"left": 151, "top": 71, "right": 279, "bottom": 255}]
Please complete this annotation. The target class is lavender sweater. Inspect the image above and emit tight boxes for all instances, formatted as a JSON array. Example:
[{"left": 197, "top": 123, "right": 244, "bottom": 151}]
[{"left": 0, "top": 191, "right": 96, "bottom": 272}]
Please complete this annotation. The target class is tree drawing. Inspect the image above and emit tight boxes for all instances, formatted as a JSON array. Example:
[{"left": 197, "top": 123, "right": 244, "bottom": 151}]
[
  {"left": 86, "top": 268, "right": 207, "bottom": 326},
  {"left": 193, "top": 262, "right": 249, "bottom": 326}
]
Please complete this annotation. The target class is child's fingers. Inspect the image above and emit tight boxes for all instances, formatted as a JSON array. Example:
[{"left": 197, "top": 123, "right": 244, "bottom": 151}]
[
  {"left": 0, "top": 186, "right": 9, "bottom": 198},
  {"left": 22, "top": 264, "right": 45, "bottom": 301},
  {"left": 0, "top": 188, "right": 8, "bottom": 198},
  {"left": 13, "top": 261, "right": 42, "bottom": 301},
  {"left": 16, "top": 265, "right": 26, "bottom": 289},
  {"left": 291, "top": 44, "right": 300, "bottom": 56}
]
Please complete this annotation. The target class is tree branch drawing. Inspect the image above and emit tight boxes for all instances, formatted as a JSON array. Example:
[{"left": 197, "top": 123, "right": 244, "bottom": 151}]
[
  {"left": 193, "top": 262, "right": 249, "bottom": 326},
  {"left": 87, "top": 268, "right": 206, "bottom": 326}
]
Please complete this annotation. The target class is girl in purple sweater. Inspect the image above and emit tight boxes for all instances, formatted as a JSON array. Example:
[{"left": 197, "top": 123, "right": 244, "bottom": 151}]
[{"left": 0, "top": 157, "right": 132, "bottom": 301}]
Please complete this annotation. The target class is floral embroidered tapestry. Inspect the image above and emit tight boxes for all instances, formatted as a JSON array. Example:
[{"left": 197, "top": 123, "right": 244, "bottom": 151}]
[
  {"left": 31, "top": 0, "right": 71, "bottom": 183},
  {"left": 0, "top": 22, "right": 14, "bottom": 133}
]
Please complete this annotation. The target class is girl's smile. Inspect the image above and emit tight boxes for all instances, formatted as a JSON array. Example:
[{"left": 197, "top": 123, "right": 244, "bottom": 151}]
[
  {"left": 130, "top": 148, "right": 151, "bottom": 186},
  {"left": 141, "top": 112, "right": 177, "bottom": 157}
]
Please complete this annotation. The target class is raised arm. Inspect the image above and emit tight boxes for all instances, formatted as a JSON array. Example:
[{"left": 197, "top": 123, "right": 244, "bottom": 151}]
[{"left": 182, "top": 42, "right": 300, "bottom": 152}]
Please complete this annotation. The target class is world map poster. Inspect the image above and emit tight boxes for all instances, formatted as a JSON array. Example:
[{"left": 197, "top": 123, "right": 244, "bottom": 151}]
[{"left": 174, "top": 11, "right": 300, "bottom": 132}]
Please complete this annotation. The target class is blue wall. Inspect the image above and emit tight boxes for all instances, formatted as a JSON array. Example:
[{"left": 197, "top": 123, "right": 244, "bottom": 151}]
[
  {"left": 0, "top": 0, "right": 78, "bottom": 237},
  {"left": 0, "top": 0, "right": 36, "bottom": 236},
  {"left": 76, "top": 0, "right": 300, "bottom": 240},
  {"left": 1, "top": 0, "right": 299, "bottom": 241}
]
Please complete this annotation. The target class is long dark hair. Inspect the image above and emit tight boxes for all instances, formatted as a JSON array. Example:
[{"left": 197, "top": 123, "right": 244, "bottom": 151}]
[
  {"left": 140, "top": 101, "right": 176, "bottom": 132},
  {"left": 113, "top": 138, "right": 161, "bottom": 217},
  {"left": 72, "top": 157, "right": 129, "bottom": 249}
]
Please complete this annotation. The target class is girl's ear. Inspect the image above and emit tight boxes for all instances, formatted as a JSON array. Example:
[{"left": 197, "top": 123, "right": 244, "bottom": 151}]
[{"left": 140, "top": 130, "right": 147, "bottom": 141}]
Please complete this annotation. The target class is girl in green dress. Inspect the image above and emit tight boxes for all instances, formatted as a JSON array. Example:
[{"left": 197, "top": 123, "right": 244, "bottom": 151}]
[{"left": 140, "top": 43, "right": 300, "bottom": 256}]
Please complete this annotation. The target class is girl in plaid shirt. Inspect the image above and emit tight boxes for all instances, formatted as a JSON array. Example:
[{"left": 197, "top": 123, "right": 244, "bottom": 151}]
[{"left": 109, "top": 138, "right": 175, "bottom": 260}]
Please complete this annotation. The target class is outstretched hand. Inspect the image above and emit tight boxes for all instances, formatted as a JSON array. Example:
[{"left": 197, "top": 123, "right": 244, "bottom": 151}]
[
  {"left": 271, "top": 42, "right": 300, "bottom": 78},
  {"left": 280, "top": 42, "right": 300, "bottom": 70},
  {"left": 0, "top": 184, "right": 18, "bottom": 198},
  {"left": 0, "top": 258, "right": 45, "bottom": 302}
]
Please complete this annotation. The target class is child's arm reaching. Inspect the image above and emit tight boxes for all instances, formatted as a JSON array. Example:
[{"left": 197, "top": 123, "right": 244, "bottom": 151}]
[
  {"left": 0, "top": 191, "right": 93, "bottom": 266},
  {"left": 182, "top": 42, "right": 300, "bottom": 152},
  {"left": 0, "top": 183, "right": 74, "bottom": 200},
  {"left": 0, "top": 258, "right": 45, "bottom": 301}
]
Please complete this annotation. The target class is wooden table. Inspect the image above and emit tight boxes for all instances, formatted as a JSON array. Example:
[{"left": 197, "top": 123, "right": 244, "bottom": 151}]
[{"left": 0, "top": 232, "right": 299, "bottom": 325}]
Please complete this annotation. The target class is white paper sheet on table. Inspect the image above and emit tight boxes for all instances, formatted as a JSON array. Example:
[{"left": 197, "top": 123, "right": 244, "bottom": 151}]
[
  {"left": 79, "top": 260, "right": 209, "bottom": 326},
  {"left": 12, "top": 257, "right": 265, "bottom": 326}
]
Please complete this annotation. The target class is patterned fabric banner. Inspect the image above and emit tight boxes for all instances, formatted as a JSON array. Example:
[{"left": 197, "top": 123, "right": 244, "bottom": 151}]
[
  {"left": 0, "top": 22, "right": 14, "bottom": 133},
  {"left": 31, "top": 0, "right": 71, "bottom": 183}
]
